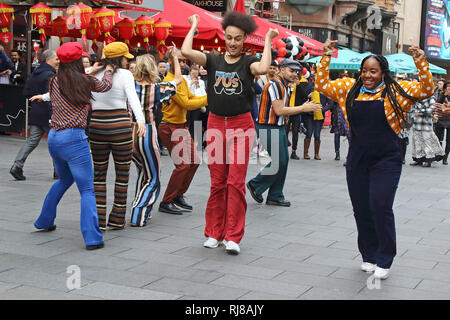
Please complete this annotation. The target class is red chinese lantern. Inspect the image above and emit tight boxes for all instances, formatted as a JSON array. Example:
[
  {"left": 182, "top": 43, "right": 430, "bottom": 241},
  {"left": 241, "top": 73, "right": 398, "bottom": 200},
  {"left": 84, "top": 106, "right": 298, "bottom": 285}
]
[
  {"left": 0, "top": 3, "right": 14, "bottom": 44},
  {"left": 116, "top": 17, "right": 134, "bottom": 50},
  {"left": 86, "top": 17, "right": 101, "bottom": 52},
  {"left": 30, "top": 3, "right": 52, "bottom": 46},
  {"left": 135, "top": 15, "right": 153, "bottom": 52},
  {"left": 154, "top": 18, "right": 171, "bottom": 56},
  {"left": 94, "top": 7, "right": 115, "bottom": 45},
  {"left": 68, "top": 2, "right": 92, "bottom": 46},
  {"left": 52, "top": 16, "right": 68, "bottom": 44}
]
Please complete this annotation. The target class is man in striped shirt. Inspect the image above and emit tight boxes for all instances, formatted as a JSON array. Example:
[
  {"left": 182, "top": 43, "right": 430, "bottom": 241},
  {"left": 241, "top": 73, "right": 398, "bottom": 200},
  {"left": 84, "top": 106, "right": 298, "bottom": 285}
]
[{"left": 247, "top": 59, "right": 322, "bottom": 207}]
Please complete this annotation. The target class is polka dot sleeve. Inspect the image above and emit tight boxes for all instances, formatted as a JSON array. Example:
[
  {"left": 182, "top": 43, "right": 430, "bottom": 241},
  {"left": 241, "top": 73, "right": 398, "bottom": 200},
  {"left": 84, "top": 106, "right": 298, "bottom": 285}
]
[
  {"left": 399, "top": 58, "right": 435, "bottom": 103},
  {"left": 315, "top": 55, "right": 355, "bottom": 106}
]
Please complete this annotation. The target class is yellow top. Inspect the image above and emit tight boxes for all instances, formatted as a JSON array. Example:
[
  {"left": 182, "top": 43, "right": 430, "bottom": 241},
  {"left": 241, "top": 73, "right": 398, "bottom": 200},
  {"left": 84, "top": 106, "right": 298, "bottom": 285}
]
[
  {"left": 310, "top": 90, "right": 324, "bottom": 120},
  {"left": 162, "top": 72, "right": 208, "bottom": 124},
  {"left": 315, "top": 56, "right": 435, "bottom": 135}
]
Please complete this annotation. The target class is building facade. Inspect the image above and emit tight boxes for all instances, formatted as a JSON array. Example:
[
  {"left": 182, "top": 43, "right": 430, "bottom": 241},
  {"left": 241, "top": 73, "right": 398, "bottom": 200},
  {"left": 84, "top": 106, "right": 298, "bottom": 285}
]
[{"left": 245, "top": 0, "right": 400, "bottom": 55}]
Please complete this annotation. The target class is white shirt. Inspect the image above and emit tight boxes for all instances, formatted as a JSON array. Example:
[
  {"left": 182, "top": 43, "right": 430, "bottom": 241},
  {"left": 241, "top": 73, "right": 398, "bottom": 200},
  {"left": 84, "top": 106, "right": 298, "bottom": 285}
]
[
  {"left": 184, "top": 75, "right": 206, "bottom": 97},
  {"left": 91, "top": 68, "right": 145, "bottom": 123}
]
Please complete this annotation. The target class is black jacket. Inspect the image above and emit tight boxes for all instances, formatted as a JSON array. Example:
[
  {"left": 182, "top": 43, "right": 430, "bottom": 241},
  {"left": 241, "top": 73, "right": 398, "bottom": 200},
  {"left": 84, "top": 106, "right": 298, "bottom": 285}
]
[
  {"left": 22, "top": 62, "right": 56, "bottom": 127},
  {"left": 10, "top": 61, "right": 27, "bottom": 85}
]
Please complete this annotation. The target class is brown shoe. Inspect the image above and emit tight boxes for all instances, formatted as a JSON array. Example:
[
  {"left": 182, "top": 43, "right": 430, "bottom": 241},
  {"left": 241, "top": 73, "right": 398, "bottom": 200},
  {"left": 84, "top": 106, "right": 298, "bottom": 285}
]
[
  {"left": 314, "top": 140, "right": 321, "bottom": 160},
  {"left": 303, "top": 138, "right": 311, "bottom": 160}
]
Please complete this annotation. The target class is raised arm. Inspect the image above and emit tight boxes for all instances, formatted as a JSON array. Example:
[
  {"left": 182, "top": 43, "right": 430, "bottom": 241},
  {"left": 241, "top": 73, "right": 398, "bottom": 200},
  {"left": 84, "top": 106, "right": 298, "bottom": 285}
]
[
  {"left": 315, "top": 39, "right": 355, "bottom": 103},
  {"left": 250, "top": 28, "right": 279, "bottom": 76},
  {"left": 399, "top": 46, "right": 435, "bottom": 101},
  {"left": 181, "top": 14, "right": 207, "bottom": 67}
]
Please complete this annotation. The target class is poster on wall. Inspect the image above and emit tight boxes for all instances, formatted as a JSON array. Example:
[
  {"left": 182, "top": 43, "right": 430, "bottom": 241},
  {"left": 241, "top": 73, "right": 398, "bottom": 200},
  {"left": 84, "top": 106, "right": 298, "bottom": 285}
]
[{"left": 424, "top": 0, "right": 450, "bottom": 59}]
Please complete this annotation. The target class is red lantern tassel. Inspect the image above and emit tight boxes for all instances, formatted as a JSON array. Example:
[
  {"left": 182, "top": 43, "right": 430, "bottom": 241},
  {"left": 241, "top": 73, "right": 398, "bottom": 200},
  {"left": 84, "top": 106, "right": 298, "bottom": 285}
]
[{"left": 39, "top": 29, "right": 46, "bottom": 46}]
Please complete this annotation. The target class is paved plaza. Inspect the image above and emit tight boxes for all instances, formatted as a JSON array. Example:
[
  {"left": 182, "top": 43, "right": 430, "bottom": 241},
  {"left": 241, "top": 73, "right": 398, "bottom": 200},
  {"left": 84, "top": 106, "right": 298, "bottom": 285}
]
[{"left": 0, "top": 129, "right": 449, "bottom": 300}]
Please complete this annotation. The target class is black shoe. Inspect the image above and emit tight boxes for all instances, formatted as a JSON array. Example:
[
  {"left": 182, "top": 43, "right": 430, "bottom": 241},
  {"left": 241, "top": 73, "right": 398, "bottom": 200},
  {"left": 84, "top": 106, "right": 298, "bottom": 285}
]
[
  {"left": 10, "top": 166, "right": 26, "bottom": 180},
  {"left": 86, "top": 243, "right": 104, "bottom": 250},
  {"left": 36, "top": 225, "right": 56, "bottom": 231},
  {"left": 159, "top": 202, "right": 184, "bottom": 215},
  {"left": 335, "top": 151, "right": 340, "bottom": 161},
  {"left": 173, "top": 196, "right": 193, "bottom": 211},
  {"left": 290, "top": 152, "right": 300, "bottom": 160},
  {"left": 266, "top": 199, "right": 291, "bottom": 207},
  {"left": 422, "top": 162, "right": 431, "bottom": 167},
  {"left": 246, "top": 181, "right": 263, "bottom": 203}
]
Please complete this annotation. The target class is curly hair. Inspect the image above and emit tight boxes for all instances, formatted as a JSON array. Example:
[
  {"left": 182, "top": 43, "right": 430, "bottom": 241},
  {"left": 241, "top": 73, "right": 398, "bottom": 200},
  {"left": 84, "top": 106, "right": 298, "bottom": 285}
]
[{"left": 222, "top": 11, "right": 257, "bottom": 35}]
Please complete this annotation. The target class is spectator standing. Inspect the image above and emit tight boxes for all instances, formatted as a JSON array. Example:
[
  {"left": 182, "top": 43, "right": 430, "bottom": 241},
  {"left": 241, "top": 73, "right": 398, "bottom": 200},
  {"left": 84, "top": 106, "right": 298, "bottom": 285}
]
[
  {"left": 10, "top": 50, "right": 27, "bottom": 85},
  {"left": 434, "top": 81, "right": 450, "bottom": 165},
  {"left": 10, "top": 50, "right": 59, "bottom": 181},
  {"left": 0, "top": 45, "right": 13, "bottom": 84}
]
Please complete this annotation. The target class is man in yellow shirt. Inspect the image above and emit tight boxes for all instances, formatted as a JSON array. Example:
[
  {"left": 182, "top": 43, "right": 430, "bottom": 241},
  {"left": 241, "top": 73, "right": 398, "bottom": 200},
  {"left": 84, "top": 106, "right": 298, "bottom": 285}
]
[{"left": 158, "top": 50, "right": 208, "bottom": 215}]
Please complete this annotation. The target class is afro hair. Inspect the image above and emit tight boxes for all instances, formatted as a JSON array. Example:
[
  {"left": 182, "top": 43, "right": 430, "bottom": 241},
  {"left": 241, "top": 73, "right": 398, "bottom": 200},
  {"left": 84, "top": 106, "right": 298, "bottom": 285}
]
[{"left": 222, "top": 11, "right": 257, "bottom": 35}]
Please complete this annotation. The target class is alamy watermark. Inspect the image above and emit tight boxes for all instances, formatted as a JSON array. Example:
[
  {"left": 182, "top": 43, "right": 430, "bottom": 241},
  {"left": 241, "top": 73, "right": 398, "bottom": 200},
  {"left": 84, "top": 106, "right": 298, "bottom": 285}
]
[
  {"left": 168, "top": 121, "right": 280, "bottom": 175},
  {"left": 66, "top": 265, "right": 81, "bottom": 290}
]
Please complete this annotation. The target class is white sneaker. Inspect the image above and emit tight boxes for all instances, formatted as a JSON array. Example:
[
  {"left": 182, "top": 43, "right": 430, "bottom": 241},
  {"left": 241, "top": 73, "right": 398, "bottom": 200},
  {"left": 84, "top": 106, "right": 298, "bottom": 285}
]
[
  {"left": 225, "top": 240, "right": 240, "bottom": 255},
  {"left": 361, "top": 262, "right": 377, "bottom": 273},
  {"left": 203, "top": 237, "right": 219, "bottom": 248},
  {"left": 373, "top": 267, "right": 390, "bottom": 280},
  {"left": 259, "top": 150, "right": 270, "bottom": 158}
]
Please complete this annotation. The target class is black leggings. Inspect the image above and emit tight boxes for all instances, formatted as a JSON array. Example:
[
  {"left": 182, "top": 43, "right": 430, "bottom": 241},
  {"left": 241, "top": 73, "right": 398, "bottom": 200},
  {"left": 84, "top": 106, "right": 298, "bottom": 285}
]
[{"left": 434, "top": 125, "right": 450, "bottom": 157}]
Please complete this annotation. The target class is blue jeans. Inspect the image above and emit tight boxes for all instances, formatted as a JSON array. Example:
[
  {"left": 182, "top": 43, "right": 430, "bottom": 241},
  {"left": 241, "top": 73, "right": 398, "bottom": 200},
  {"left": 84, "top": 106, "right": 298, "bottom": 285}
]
[
  {"left": 34, "top": 128, "right": 103, "bottom": 246},
  {"left": 303, "top": 114, "right": 323, "bottom": 141}
]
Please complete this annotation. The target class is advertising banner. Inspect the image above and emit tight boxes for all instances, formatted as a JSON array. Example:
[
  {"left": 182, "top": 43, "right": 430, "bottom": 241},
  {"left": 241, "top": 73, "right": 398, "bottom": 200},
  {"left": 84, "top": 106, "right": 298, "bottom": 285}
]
[{"left": 424, "top": 0, "right": 450, "bottom": 59}]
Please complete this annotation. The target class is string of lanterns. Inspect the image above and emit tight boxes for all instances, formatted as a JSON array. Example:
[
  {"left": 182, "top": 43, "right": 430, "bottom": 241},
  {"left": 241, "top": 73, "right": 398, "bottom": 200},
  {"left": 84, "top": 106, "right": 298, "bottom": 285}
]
[{"left": 0, "top": 2, "right": 171, "bottom": 55}]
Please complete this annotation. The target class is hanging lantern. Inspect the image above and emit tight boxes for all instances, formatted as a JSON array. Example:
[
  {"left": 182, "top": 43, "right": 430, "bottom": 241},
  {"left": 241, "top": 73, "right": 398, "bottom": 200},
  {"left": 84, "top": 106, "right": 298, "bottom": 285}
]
[
  {"left": 86, "top": 17, "right": 101, "bottom": 52},
  {"left": 30, "top": 3, "right": 52, "bottom": 46},
  {"left": 68, "top": 2, "right": 92, "bottom": 46},
  {"left": 94, "top": 7, "right": 115, "bottom": 45},
  {"left": 52, "top": 16, "right": 68, "bottom": 44},
  {"left": 0, "top": 3, "right": 14, "bottom": 44},
  {"left": 135, "top": 15, "right": 153, "bottom": 52},
  {"left": 154, "top": 18, "right": 171, "bottom": 56},
  {"left": 116, "top": 17, "right": 135, "bottom": 50}
]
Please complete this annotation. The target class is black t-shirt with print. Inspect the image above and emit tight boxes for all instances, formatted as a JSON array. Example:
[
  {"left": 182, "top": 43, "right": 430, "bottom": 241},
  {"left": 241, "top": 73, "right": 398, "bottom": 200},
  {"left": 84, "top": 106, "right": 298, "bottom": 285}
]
[{"left": 205, "top": 53, "right": 260, "bottom": 117}]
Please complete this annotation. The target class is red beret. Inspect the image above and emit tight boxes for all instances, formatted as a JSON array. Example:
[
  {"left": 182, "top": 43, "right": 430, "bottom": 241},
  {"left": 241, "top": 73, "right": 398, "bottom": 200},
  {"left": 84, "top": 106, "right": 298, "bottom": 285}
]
[{"left": 57, "top": 42, "right": 83, "bottom": 63}]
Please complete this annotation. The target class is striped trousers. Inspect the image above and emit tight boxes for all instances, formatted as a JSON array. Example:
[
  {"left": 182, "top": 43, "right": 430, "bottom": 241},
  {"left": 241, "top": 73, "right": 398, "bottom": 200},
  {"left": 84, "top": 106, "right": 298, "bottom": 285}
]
[
  {"left": 130, "top": 122, "right": 161, "bottom": 227},
  {"left": 89, "top": 109, "right": 133, "bottom": 229}
]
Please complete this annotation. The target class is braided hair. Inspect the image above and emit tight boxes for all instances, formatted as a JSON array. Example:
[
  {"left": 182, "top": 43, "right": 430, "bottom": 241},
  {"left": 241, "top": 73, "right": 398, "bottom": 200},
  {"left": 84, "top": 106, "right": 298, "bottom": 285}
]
[{"left": 345, "top": 55, "right": 418, "bottom": 135}]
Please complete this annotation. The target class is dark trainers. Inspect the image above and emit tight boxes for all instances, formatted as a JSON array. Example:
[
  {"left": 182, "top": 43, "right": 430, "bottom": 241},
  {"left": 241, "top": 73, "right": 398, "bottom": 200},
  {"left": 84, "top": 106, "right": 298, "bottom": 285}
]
[
  {"left": 246, "top": 181, "right": 263, "bottom": 203},
  {"left": 173, "top": 196, "right": 193, "bottom": 211},
  {"left": 10, "top": 166, "right": 26, "bottom": 180},
  {"left": 86, "top": 243, "right": 104, "bottom": 250},
  {"left": 266, "top": 199, "right": 291, "bottom": 207},
  {"left": 290, "top": 152, "right": 300, "bottom": 160},
  {"left": 159, "top": 202, "right": 184, "bottom": 215}
]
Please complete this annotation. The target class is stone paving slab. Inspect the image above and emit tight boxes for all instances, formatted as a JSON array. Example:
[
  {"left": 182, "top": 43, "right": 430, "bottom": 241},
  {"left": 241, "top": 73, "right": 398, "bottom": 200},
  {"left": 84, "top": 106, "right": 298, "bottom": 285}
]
[{"left": 0, "top": 130, "right": 449, "bottom": 300}]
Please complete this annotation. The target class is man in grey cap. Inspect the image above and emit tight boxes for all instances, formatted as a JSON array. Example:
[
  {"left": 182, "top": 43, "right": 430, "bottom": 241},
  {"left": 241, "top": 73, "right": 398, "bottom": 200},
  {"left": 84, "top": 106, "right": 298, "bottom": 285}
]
[{"left": 247, "top": 58, "right": 322, "bottom": 207}]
